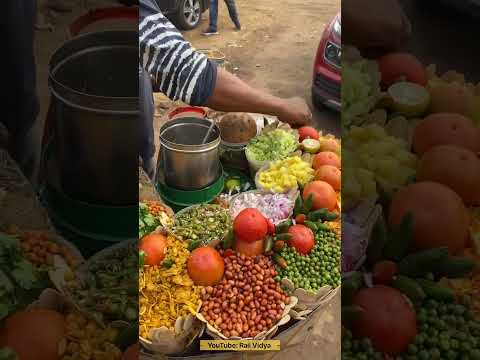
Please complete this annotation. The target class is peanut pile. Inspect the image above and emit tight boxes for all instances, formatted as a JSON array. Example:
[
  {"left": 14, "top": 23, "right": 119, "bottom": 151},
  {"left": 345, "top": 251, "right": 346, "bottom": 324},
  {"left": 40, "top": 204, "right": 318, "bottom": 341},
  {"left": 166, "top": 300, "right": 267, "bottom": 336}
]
[{"left": 200, "top": 252, "right": 290, "bottom": 338}]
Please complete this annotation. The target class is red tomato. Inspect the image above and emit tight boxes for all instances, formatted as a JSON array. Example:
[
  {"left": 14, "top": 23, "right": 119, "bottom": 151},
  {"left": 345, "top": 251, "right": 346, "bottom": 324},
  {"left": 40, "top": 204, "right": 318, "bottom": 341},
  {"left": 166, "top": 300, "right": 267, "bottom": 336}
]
[
  {"left": 187, "top": 247, "right": 225, "bottom": 286},
  {"left": 234, "top": 238, "right": 265, "bottom": 257},
  {"left": 389, "top": 182, "right": 470, "bottom": 254},
  {"left": 312, "top": 151, "right": 341, "bottom": 170},
  {"left": 352, "top": 286, "right": 417, "bottom": 355},
  {"left": 303, "top": 181, "right": 337, "bottom": 211},
  {"left": 288, "top": 224, "right": 315, "bottom": 255},
  {"left": 295, "top": 214, "right": 306, "bottom": 224},
  {"left": 417, "top": 145, "right": 480, "bottom": 205},
  {"left": 233, "top": 208, "right": 268, "bottom": 242},
  {"left": 139, "top": 234, "right": 168, "bottom": 266},
  {"left": 413, "top": 113, "right": 480, "bottom": 155},
  {"left": 315, "top": 165, "right": 341, "bottom": 191},
  {"left": 0, "top": 309, "right": 65, "bottom": 360},
  {"left": 377, "top": 52, "right": 427, "bottom": 88},
  {"left": 372, "top": 260, "right": 399, "bottom": 285},
  {"left": 298, "top": 126, "right": 319, "bottom": 141}
]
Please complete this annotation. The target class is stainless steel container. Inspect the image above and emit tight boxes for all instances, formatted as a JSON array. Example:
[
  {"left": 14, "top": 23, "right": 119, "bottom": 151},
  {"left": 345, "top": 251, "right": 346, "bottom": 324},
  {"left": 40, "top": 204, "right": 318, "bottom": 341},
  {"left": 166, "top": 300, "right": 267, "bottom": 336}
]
[
  {"left": 219, "top": 139, "right": 249, "bottom": 171},
  {"left": 158, "top": 118, "right": 221, "bottom": 190},
  {"left": 48, "top": 31, "right": 138, "bottom": 205}
]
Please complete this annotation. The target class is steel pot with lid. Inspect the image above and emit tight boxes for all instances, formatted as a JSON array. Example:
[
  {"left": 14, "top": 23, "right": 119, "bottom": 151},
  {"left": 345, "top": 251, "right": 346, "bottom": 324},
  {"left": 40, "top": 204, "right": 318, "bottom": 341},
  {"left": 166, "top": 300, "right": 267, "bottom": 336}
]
[{"left": 158, "top": 117, "right": 221, "bottom": 190}]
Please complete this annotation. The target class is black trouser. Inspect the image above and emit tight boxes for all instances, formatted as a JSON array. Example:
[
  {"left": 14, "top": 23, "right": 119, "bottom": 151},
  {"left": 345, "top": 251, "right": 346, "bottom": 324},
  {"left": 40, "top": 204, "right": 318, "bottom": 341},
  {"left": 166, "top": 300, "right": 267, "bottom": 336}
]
[
  {"left": 209, "top": 0, "right": 241, "bottom": 31},
  {"left": 2, "top": 0, "right": 40, "bottom": 181}
]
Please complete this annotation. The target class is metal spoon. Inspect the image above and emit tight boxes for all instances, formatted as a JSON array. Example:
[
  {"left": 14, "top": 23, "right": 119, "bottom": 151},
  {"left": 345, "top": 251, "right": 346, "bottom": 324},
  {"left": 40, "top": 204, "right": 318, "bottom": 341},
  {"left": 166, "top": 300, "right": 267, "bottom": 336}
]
[{"left": 201, "top": 120, "right": 216, "bottom": 144}]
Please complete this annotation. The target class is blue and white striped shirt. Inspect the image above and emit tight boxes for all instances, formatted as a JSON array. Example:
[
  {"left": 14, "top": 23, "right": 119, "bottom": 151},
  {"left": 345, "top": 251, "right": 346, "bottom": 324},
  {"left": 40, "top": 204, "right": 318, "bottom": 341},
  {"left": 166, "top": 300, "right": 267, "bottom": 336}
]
[{"left": 139, "top": 0, "right": 217, "bottom": 105}]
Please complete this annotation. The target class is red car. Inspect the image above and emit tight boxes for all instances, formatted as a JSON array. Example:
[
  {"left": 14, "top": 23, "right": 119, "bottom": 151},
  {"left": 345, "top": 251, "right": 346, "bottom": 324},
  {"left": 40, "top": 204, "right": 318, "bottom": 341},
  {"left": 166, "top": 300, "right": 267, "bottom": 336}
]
[{"left": 312, "top": 12, "right": 341, "bottom": 111}]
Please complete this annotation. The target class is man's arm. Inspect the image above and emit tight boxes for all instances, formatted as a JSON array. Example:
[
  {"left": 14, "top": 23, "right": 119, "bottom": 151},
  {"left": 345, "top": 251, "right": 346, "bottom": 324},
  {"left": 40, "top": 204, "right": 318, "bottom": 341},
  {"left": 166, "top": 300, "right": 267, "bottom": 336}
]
[
  {"left": 208, "top": 69, "right": 312, "bottom": 125},
  {"left": 139, "top": 0, "right": 311, "bottom": 125}
]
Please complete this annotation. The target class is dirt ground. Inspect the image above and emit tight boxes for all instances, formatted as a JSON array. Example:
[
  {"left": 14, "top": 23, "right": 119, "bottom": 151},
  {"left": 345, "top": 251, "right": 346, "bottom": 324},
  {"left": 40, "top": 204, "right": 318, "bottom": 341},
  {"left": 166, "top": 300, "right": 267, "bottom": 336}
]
[{"left": 33, "top": 0, "right": 341, "bottom": 359}]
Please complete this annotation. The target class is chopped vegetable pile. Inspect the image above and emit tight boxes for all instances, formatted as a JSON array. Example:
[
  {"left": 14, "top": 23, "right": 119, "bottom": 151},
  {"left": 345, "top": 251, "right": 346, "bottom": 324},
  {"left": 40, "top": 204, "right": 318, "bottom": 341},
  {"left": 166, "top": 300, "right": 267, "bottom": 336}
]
[
  {"left": 342, "top": 58, "right": 381, "bottom": 129},
  {"left": 257, "top": 156, "right": 314, "bottom": 192},
  {"left": 173, "top": 204, "right": 232, "bottom": 246},
  {"left": 68, "top": 242, "right": 138, "bottom": 325},
  {"left": 230, "top": 191, "right": 294, "bottom": 225},
  {"left": 245, "top": 129, "right": 298, "bottom": 162}
]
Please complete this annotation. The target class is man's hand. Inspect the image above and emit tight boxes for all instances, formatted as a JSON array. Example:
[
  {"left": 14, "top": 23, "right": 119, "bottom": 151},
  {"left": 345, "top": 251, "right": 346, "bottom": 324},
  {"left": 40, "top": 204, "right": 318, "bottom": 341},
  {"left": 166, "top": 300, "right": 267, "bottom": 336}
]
[
  {"left": 343, "top": 0, "right": 411, "bottom": 52},
  {"left": 276, "top": 97, "right": 312, "bottom": 126}
]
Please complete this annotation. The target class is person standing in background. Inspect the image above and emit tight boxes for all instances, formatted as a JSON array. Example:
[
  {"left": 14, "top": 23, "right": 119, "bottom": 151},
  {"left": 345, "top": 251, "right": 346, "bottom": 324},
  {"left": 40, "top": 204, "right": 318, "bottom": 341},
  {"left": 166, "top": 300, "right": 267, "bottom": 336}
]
[{"left": 203, "top": 0, "right": 241, "bottom": 36}]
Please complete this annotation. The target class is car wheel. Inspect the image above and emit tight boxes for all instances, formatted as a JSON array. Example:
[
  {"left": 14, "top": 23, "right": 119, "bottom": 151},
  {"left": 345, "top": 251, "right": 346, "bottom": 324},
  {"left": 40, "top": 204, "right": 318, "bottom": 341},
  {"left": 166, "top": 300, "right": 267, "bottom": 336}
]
[{"left": 174, "top": 0, "right": 202, "bottom": 30}]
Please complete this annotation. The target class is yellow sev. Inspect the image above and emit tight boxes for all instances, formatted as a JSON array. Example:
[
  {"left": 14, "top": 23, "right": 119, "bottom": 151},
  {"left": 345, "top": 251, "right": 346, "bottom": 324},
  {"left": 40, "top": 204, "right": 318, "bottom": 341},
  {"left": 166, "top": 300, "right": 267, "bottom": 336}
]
[{"left": 139, "top": 234, "right": 201, "bottom": 339}]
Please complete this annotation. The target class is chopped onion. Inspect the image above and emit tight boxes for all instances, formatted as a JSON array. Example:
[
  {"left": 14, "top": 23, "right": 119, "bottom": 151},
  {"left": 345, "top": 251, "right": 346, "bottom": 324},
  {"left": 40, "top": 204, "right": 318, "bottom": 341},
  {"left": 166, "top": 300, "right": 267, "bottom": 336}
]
[{"left": 230, "top": 192, "right": 294, "bottom": 224}]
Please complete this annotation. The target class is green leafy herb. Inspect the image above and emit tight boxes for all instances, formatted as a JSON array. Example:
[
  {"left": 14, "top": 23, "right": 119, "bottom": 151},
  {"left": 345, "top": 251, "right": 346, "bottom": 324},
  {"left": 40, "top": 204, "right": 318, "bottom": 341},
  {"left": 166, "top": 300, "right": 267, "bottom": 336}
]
[
  {"left": 139, "top": 202, "right": 163, "bottom": 239},
  {"left": 0, "top": 232, "right": 46, "bottom": 321}
]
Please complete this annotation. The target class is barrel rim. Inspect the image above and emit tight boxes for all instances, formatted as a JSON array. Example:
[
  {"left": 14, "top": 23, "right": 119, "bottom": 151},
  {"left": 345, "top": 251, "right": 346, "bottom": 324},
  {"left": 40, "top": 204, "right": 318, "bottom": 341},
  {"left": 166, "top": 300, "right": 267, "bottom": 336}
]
[{"left": 48, "top": 30, "right": 138, "bottom": 106}]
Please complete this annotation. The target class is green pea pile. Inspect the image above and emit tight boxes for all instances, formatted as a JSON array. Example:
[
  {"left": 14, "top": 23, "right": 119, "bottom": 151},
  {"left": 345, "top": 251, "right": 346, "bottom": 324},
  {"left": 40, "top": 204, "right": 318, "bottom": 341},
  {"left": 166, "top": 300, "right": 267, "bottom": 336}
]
[
  {"left": 342, "top": 297, "right": 480, "bottom": 360},
  {"left": 275, "top": 228, "right": 341, "bottom": 291},
  {"left": 407, "top": 299, "right": 480, "bottom": 360},
  {"left": 342, "top": 330, "right": 383, "bottom": 360}
]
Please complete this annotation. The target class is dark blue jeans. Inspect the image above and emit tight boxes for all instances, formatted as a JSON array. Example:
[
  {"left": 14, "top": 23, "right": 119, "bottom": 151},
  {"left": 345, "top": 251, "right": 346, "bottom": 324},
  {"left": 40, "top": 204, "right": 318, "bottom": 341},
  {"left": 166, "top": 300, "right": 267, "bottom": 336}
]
[{"left": 209, "top": 0, "right": 240, "bottom": 31}]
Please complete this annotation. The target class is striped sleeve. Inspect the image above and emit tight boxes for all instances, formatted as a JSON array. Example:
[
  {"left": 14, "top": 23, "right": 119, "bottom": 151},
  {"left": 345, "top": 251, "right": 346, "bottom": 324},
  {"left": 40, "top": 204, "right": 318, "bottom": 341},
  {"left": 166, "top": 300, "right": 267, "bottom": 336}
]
[{"left": 139, "top": 0, "right": 217, "bottom": 106}]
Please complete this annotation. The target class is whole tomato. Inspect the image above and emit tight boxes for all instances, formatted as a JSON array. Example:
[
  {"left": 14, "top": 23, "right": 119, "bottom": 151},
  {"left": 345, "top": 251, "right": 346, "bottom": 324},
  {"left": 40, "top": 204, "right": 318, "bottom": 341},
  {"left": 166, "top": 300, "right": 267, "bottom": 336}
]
[
  {"left": 389, "top": 182, "right": 470, "bottom": 254},
  {"left": 377, "top": 52, "right": 427, "bottom": 88},
  {"left": 352, "top": 286, "right": 417, "bottom": 355},
  {"left": 234, "top": 238, "right": 264, "bottom": 257},
  {"left": 0, "top": 309, "right": 65, "bottom": 360},
  {"left": 303, "top": 180, "right": 337, "bottom": 211},
  {"left": 288, "top": 224, "right": 315, "bottom": 255},
  {"left": 372, "top": 260, "right": 398, "bottom": 285},
  {"left": 187, "top": 247, "right": 225, "bottom": 286},
  {"left": 233, "top": 208, "right": 268, "bottom": 242},
  {"left": 298, "top": 126, "right": 319, "bottom": 141},
  {"left": 139, "top": 233, "right": 167, "bottom": 266}
]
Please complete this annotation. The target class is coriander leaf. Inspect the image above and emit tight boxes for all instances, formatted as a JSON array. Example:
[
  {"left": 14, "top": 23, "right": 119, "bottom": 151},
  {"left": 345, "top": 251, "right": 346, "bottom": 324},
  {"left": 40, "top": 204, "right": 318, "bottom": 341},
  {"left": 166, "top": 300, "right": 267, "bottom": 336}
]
[
  {"left": 0, "top": 270, "right": 14, "bottom": 293},
  {"left": 0, "top": 232, "right": 19, "bottom": 249},
  {"left": 11, "top": 260, "right": 36, "bottom": 290}
]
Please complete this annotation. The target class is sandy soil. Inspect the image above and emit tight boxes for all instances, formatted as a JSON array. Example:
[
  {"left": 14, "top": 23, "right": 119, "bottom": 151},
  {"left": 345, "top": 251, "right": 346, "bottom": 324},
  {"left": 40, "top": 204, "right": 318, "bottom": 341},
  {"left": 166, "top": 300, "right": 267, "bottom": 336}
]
[{"left": 33, "top": 1, "right": 341, "bottom": 359}]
